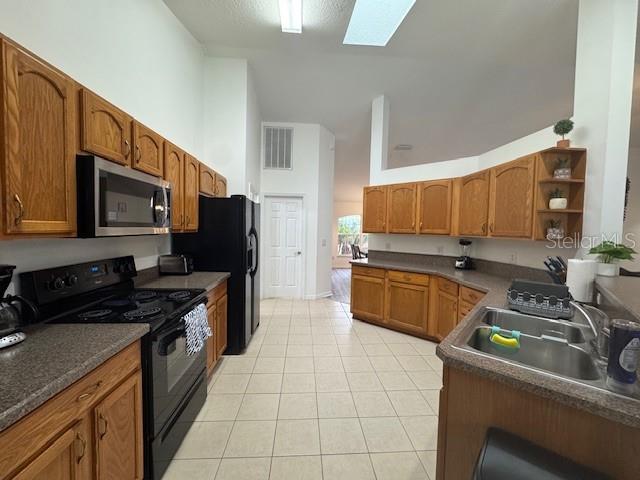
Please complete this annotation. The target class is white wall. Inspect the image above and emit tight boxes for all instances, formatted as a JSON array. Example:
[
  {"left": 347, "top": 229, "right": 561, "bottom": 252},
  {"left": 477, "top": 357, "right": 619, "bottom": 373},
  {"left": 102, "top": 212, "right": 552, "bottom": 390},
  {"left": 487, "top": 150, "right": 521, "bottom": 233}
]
[
  {"left": 623, "top": 147, "right": 640, "bottom": 270},
  {"left": 333, "top": 201, "right": 363, "bottom": 269},
  {"left": 202, "top": 58, "right": 262, "bottom": 198},
  {"left": 0, "top": 0, "right": 205, "bottom": 290},
  {"left": 261, "top": 122, "right": 335, "bottom": 299},
  {"left": 367, "top": 0, "right": 638, "bottom": 269},
  {"left": 316, "top": 127, "right": 336, "bottom": 295}
]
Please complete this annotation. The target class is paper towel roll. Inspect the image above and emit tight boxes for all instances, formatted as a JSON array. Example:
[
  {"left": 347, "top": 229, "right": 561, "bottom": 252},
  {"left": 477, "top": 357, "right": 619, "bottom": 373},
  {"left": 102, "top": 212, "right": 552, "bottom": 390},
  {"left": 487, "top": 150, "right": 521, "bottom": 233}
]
[{"left": 566, "top": 259, "right": 597, "bottom": 302}]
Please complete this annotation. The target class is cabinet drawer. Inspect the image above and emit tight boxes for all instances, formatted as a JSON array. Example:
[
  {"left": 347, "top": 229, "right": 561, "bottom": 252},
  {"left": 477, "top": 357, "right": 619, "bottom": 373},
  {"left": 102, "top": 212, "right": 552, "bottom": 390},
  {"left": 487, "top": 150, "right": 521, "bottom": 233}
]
[
  {"left": 458, "top": 300, "right": 475, "bottom": 319},
  {"left": 388, "top": 270, "right": 429, "bottom": 286},
  {"left": 352, "top": 265, "right": 385, "bottom": 279},
  {"left": 208, "top": 281, "right": 228, "bottom": 304},
  {"left": 460, "top": 286, "right": 484, "bottom": 305},
  {"left": 438, "top": 277, "right": 459, "bottom": 296},
  {"left": 0, "top": 341, "right": 141, "bottom": 478}
]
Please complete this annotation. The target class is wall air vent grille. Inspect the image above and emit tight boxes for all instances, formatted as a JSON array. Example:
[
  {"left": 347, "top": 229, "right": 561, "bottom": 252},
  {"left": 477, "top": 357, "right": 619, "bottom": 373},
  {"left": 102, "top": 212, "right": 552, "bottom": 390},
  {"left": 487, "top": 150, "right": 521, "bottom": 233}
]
[{"left": 264, "top": 126, "right": 293, "bottom": 169}]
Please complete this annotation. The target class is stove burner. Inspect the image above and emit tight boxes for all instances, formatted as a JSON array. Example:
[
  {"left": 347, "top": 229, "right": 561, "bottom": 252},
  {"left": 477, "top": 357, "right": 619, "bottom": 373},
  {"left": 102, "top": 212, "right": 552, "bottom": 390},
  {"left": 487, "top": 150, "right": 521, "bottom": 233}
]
[
  {"left": 102, "top": 298, "right": 132, "bottom": 308},
  {"left": 130, "top": 291, "right": 158, "bottom": 302},
  {"left": 167, "top": 291, "right": 192, "bottom": 302},
  {"left": 78, "top": 309, "right": 113, "bottom": 320},
  {"left": 124, "top": 306, "right": 163, "bottom": 320}
]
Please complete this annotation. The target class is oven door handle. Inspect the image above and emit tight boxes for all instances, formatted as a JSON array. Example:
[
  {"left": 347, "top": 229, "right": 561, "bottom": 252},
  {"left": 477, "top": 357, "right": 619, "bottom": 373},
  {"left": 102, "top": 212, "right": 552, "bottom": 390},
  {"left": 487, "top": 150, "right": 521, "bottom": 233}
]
[{"left": 157, "top": 327, "right": 185, "bottom": 356}]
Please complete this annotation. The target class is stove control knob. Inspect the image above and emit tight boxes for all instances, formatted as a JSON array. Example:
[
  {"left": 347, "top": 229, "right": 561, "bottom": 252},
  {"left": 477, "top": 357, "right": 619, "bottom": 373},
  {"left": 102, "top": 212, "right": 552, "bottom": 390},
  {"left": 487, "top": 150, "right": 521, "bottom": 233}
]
[
  {"left": 65, "top": 274, "right": 79, "bottom": 287},
  {"left": 49, "top": 277, "right": 65, "bottom": 291}
]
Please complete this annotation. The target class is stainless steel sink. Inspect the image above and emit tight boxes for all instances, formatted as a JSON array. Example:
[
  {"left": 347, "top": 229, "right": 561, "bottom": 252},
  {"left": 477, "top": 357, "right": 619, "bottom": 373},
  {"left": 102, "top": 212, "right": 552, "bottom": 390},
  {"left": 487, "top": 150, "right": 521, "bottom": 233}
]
[
  {"left": 481, "top": 309, "right": 588, "bottom": 344},
  {"left": 467, "top": 326, "right": 600, "bottom": 380}
]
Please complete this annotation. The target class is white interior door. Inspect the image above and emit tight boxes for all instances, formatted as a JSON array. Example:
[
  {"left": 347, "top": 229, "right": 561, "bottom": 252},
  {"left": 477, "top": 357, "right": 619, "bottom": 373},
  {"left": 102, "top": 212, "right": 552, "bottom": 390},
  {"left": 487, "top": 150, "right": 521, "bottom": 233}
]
[{"left": 263, "top": 196, "right": 303, "bottom": 298}]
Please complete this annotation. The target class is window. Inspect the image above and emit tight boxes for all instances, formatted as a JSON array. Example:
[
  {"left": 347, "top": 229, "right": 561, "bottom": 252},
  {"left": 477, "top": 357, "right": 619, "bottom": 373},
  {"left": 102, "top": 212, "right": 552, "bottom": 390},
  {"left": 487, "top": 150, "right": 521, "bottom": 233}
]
[
  {"left": 264, "top": 126, "right": 293, "bottom": 169},
  {"left": 337, "top": 215, "right": 368, "bottom": 257}
]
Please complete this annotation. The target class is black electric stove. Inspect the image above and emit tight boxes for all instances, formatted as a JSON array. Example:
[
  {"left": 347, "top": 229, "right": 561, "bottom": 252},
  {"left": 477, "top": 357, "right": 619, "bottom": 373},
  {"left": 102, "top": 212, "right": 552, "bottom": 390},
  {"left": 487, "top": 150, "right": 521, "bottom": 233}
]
[{"left": 20, "top": 256, "right": 209, "bottom": 480}]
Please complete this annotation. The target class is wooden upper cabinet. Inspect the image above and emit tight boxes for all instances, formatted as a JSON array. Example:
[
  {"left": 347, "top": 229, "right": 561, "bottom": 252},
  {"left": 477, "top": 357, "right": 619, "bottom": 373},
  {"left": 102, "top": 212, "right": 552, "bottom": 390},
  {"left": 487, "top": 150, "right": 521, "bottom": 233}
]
[
  {"left": 164, "top": 142, "right": 185, "bottom": 231},
  {"left": 488, "top": 155, "right": 535, "bottom": 238},
  {"left": 387, "top": 183, "right": 417, "bottom": 233},
  {"left": 215, "top": 173, "right": 227, "bottom": 197},
  {"left": 80, "top": 89, "right": 132, "bottom": 166},
  {"left": 385, "top": 277, "right": 429, "bottom": 336},
  {"left": 132, "top": 120, "right": 163, "bottom": 177},
  {"left": 1, "top": 41, "right": 76, "bottom": 235},
  {"left": 457, "top": 170, "right": 490, "bottom": 237},
  {"left": 362, "top": 186, "right": 388, "bottom": 233},
  {"left": 183, "top": 154, "right": 199, "bottom": 232},
  {"left": 199, "top": 164, "right": 216, "bottom": 197},
  {"left": 418, "top": 179, "right": 452, "bottom": 234},
  {"left": 94, "top": 373, "right": 143, "bottom": 480}
]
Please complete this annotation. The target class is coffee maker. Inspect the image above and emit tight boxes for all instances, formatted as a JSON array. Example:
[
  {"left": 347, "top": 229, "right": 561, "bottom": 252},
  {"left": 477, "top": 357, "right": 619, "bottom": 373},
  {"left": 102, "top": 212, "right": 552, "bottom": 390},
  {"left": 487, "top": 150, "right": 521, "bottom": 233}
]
[
  {"left": 0, "top": 265, "right": 38, "bottom": 349},
  {"left": 455, "top": 239, "right": 474, "bottom": 270}
]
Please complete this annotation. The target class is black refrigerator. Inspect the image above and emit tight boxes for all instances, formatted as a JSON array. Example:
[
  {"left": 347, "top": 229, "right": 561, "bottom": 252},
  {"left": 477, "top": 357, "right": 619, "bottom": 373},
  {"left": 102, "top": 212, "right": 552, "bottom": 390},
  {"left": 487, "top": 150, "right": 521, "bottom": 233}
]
[{"left": 172, "top": 195, "right": 260, "bottom": 354}]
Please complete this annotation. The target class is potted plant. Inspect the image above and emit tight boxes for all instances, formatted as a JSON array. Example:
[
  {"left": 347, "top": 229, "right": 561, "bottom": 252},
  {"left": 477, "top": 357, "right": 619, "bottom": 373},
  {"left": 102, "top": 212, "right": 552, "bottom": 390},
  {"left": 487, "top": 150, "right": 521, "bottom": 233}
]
[
  {"left": 554, "top": 119, "right": 574, "bottom": 148},
  {"left": 589, "top": 241, "right": 636, "bottom": 276},
  {"left": 553, "top": 157, "right": 572, "bottom": 179},
  {"left": 548, "top": 188, "right": 567, "bottom": 210},
  {"left": 546, "top": 219, "right": 564, "bottom": 240}
]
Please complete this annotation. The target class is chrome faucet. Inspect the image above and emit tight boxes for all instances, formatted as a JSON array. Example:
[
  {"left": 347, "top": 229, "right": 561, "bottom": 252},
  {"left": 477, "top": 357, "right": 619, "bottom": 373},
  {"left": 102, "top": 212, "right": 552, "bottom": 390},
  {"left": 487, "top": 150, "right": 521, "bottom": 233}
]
[{"left": 571, "top": 301, "right": 610, "bottom": 360}]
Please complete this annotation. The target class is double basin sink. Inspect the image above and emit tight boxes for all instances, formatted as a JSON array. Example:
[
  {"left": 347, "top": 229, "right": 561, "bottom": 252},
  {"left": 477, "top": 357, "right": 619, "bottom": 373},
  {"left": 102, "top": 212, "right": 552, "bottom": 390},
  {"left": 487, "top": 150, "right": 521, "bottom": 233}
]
[{"left": 456, "top": 307, "right": 639, "bottom": 398}]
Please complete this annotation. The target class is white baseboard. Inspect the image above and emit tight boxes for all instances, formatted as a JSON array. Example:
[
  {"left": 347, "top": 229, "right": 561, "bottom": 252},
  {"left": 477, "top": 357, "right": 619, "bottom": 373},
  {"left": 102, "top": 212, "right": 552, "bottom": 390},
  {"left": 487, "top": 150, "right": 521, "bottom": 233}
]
[{"left": 303, "top": 291, "right": 333, "bottom": 300}]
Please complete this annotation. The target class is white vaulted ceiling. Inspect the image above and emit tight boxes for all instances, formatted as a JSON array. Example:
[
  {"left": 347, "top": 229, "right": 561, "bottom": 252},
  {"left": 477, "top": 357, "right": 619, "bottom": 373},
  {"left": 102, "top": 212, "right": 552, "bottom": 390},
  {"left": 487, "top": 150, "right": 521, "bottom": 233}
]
[{"left": 164, "top": 0, "right": 579, "bottom": 202}]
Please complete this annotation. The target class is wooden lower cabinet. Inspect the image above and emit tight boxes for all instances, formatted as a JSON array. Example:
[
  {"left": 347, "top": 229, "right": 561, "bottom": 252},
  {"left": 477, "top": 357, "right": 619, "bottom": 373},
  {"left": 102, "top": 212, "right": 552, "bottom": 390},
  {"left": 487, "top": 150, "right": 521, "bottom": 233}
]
[
  {"left": 351, "top": 266, "right": 484, "bottom": 342},
  {"left": 386, "top": 276, "right": 429, "bottom": 336},
  {"left": 94, "top": 373, "right": 143, "bottom": 480},
  {"left": 434, "top": 290, "right": 458, "bottom": 341},
  {"left": 437, "top": 367, "right": 639, "bottom": 480},
  {"left": 206, "top": 281, "right": 228, "bottom": 374},
  {"left": 0, "top": 341, "right": 143, "bottom": 480},
  {"left": 12, "top": 419, "right": 89, "bottom": 480},
  {"left": 350, "top": 273, "right": 386, "bottom": 323}
]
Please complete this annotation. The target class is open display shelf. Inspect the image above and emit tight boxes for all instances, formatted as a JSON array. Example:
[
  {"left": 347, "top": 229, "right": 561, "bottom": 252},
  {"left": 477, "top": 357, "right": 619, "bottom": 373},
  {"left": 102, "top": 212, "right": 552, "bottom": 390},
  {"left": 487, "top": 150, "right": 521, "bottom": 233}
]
[{"left": 533, "top": 148, "right": 586, "bottom": 241}]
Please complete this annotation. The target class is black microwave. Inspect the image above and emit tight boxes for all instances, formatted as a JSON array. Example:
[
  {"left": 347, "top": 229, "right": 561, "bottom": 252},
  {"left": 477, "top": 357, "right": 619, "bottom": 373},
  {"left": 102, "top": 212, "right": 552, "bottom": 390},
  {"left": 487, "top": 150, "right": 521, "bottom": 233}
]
[{"left": 77, "top": 155, "right": 171, "bottom": 237}]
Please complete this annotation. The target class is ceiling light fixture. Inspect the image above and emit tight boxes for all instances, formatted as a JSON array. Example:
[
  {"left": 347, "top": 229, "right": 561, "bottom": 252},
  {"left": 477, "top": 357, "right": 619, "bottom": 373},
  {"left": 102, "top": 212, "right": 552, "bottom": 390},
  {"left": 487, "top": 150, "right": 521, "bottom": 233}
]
[
  {"left": 343, "top": 0, "right": 416, "bottom": 46},
  {"left": 279, "top": 0, "right": 302, "bottom": 34}
]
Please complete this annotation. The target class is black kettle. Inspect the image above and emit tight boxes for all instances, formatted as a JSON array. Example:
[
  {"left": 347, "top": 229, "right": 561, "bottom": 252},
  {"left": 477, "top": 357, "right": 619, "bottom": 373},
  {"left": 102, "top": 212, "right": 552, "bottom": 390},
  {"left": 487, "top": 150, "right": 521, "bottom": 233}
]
[{"left": 0, "top": 265, "right": 38, "bottom": 338}]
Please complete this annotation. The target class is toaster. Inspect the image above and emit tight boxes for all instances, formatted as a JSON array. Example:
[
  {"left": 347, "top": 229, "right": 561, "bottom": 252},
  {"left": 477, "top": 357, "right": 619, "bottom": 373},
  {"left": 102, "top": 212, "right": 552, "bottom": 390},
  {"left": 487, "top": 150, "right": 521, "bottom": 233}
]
[{"left": 159, "top": 254, "right": 194, "bottom": 275}]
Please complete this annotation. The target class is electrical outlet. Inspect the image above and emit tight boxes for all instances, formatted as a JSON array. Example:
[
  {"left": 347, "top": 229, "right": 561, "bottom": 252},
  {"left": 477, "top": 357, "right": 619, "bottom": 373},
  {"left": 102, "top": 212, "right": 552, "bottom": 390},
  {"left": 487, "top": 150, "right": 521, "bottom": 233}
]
[
  {"left": 385, "top": 242, "right": 391, "bottom": 250},
  {"left": 509, "top": 252, "right": 518, "bottom": 264},
  {"left": 437, "top": 246, "right": 444, "bottom": 254},
  {"left": 321, "top": 239, "right": 326, "bottom": 247}
]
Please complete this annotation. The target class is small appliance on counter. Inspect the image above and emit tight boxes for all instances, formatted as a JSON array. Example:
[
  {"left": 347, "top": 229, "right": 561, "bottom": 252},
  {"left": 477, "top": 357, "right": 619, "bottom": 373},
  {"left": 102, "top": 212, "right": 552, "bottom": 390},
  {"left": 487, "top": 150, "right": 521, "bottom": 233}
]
[
  {"left": 0, "top": 265, "right": 38, "bottom": 349},
  {"left": 455, "top": 239, "right": 473, "bottom": 270},
  {"left": 159, "top": 254, "right": 194, "bottom": 275}
]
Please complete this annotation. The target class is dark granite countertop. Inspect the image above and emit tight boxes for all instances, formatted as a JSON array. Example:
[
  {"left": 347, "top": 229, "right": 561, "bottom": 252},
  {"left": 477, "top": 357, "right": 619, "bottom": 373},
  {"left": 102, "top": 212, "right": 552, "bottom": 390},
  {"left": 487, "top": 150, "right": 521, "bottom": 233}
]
[
  {"left": 139, "top": 271, "right": 230, "bottom": 292},
  {"left": 352, "top": 254, "right": 640, "bottom": 428},
  {"left": 595, "top": 276, "right": 640, "bottom": 322},
  {"left": 0, "top": 323, "right": 148, "bottom": 432}
]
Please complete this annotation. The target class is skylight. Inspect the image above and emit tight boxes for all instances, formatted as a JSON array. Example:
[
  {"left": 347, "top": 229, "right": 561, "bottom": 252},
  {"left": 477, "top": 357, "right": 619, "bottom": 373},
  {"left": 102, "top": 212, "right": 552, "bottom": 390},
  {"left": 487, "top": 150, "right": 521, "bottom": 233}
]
[
  {"left": 279, "top": 0, "right": 302, "bottom": 34},
  {"left": 343, "top": 0, "right": 416, "bottom": 46}
]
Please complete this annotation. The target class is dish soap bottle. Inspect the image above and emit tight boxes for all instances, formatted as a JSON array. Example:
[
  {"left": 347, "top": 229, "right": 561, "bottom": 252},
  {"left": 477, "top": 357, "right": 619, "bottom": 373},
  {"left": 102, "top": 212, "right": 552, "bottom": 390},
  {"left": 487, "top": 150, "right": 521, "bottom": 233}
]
[{"left": 607, "top": 319, "right": 640, "bottom": 393}]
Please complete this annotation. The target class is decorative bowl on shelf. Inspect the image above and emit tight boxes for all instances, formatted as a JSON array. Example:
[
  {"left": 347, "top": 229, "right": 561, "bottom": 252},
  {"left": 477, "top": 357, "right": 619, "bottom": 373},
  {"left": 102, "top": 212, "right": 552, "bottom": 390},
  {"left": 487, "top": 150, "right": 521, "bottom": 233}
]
[
  {"left": 546, "top": 227, "right": 565, "bottom": 240},
  {"left": 553, "top": 167, "right": 572, "bottom": 179},
  {"left": 549, "top": 198, "right": 568, "bottom": 210}
]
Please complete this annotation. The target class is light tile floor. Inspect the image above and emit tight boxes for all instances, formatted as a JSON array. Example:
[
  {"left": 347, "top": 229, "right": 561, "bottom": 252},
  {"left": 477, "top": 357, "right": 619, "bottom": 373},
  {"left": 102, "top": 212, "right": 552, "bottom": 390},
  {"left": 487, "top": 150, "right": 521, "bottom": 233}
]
[{"left": 163, "top": 298, "right": 441, "bottom": 480}]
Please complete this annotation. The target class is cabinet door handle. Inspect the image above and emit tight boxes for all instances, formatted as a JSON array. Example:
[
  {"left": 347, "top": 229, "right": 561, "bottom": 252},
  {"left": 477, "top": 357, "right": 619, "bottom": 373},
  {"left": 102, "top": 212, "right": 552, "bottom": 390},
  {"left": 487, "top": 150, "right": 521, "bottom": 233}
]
[
  {"left": 186, "top": 216, "right": 190, "bottom": 226},
  {"left": 135, "top": 145, "right": 141, "bottom": 163},
  {"left": 124, "top": 139, "right": 131, "bottom": 158},
  {"left": 75, "top": 433, "right": 87, "bottom": 464},
  {"left": 13, "top": 194, "right": 24, "bottom": 225},
  {"left": 489, "top": 223, "right": 494, "bottom": 233},
  {"left": 76, "top": 381, "right": 102, "bottom": 401},
  {"left": 98, "top": 414, "right": 108, "bottom": 439},
  {"left": 481, "top": 223, "right": 487, "bottom": 234}
]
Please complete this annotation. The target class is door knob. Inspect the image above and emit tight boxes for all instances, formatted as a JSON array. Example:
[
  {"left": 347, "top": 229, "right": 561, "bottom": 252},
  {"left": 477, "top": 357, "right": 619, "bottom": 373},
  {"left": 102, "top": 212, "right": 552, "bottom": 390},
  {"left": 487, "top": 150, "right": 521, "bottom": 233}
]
[{"left": 296, "top": 251, "right": 302, "bottom": 255}]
